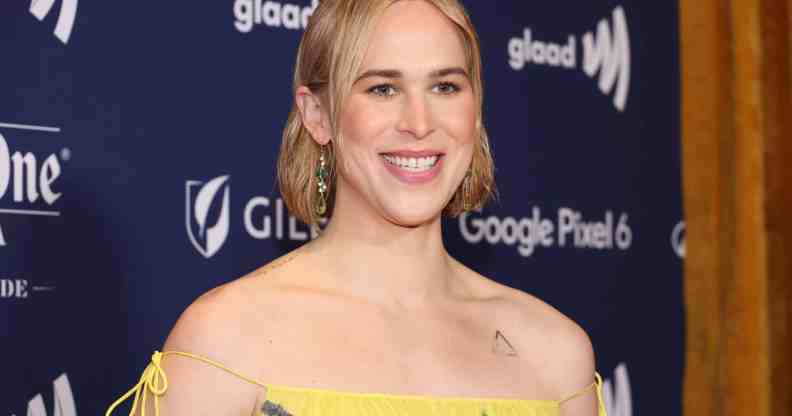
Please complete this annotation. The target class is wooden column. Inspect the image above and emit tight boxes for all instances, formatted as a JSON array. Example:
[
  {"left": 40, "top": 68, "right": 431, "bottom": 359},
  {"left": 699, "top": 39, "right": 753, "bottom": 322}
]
[
  {"left": 679, "top": 1, "right": 732, "bottom": 415},
  {"left": 680, "top": 0, "right": 792, "bottom": 414},
  {"left": 762, "top": 0, "right": 792, "bottom": 414}
]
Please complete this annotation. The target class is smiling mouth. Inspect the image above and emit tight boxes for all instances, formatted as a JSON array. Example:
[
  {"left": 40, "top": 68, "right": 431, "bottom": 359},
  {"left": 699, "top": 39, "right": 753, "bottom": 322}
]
[{"left": 381, "top": 154, "right": 442, "bottom": 173}]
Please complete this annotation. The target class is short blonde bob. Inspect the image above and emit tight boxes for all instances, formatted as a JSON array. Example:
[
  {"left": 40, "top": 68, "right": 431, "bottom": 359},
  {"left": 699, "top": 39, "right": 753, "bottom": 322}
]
[{"left": 278, "top": 0, "right": 496, "bottom": 227}]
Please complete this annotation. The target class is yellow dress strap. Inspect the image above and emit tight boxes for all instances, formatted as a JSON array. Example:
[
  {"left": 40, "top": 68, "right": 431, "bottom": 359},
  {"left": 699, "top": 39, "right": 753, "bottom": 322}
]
[
  {"left": 558, "top": 372, "right": 607, "bottom": 415},
  {"left": 105, "top": 350, "right": 267, "bottom": 416}
]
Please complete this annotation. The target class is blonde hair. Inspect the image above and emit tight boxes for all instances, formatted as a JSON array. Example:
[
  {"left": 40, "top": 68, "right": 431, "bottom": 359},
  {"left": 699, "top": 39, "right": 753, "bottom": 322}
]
[{"left": 278, "top": 0, "right": 496, "bottom": 226}]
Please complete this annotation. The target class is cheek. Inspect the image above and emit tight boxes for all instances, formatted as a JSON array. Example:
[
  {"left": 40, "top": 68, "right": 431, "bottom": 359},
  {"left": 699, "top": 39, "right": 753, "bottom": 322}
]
[
  {"left": 336, "top": 98, "right": 390, "bottom": 172},
  {"left": 339, "top": 96, "right": 393, "bottom": 142},
  {"left": 440, "top": 99, "right": 477, "bottom": 176},
  {"left": 436, "top": 97, "right": 477, "bottom": 145}
]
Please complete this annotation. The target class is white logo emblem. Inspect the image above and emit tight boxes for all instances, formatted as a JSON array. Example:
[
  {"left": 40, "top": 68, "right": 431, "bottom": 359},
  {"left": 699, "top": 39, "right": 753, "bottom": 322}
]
[
  {"left": 186, "top": 176, "right": 231, "bottom": 259},
  {"left": 602, "top": 363, "right": 632, "bottom": 416},
  {"left": 0, "top": 124, "right": 66, "bottom": 248},
  {"left": 30, "top": 0, "right": 79, "bottom": 44},
  {"left": 1, "top": 279, "right": 30, "bottom": 299},
  {"left": 459, "top": 206, "right": 633, "bottom": 257},
  {"left": 13, "top": 373, "right": 77, "bottom": 416},
  {"left": 582, "top": 7, "right": 631, "bottom": 112},
  {"left": 234, "top": 0, "right": 318, "bottom": 33},
  {"left": 1, "top": 278, "right": 56, "bottom": 299},
  {"left": 508, "top": 6, "right": 631, "bottom": 111},
  {"left": 671, "top": 221, "right": 685, "bottom": 259}
]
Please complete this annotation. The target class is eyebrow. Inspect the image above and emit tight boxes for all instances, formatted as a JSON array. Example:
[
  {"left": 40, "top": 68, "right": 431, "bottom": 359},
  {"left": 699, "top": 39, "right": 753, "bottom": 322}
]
[{"left": 353, "top": 67, "right": 469, "bottom": 84}]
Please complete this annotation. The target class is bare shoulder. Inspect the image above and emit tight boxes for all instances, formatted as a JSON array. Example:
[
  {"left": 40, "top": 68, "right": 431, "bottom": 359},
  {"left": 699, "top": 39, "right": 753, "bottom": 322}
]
[
  {"left": 164, "top": 249, "right": 307, "bottom": 359},
  {"left": 156, "top": 251, "right": 305, "bottom": 415},
  {"left": 461, "top": 267, "right": 597, "bottom": 399}
]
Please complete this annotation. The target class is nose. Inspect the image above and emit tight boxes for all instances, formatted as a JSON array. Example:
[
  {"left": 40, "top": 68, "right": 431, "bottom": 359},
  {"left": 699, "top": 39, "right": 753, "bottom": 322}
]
[{"left": 396, "top": 93, "right": 435, "bottom": 140}]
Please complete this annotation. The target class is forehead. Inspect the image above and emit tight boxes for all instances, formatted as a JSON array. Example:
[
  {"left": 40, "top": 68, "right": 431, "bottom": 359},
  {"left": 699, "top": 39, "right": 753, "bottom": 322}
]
[{"left": 359, "top": 1, "right": 467, "bottom": 72}]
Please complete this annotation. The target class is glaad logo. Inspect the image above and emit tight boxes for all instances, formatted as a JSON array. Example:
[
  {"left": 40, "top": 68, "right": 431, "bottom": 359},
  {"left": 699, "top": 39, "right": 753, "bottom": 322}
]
[
  {"left": 0, "top": 125, "right": 67, "bottom": 248},
  {"left": 30, "top": 0, "right": 79, "bottom": 44},
  {"left": 508, "top": 30, "right": 576, "bottom": 70},
  {"left": 234, "top": 0, "right": 318, "bottom": 33},
  {"left": 186, "top": 176, "right": 231, "bottom": 259},
  {"left": 671, "top": 220, "right": 685, "bottom": 259},
  {"left": 583, "top": 7, "right": 631, "bottom": 112},
  {"left": 508, "top": 6, "right": 631, "bottom": 111},
  {"left": 602, "top": 363, "right": 632, "bottom": 416},
  {"left": 13, "top": 373, "right": 77, "bottom": 416}
]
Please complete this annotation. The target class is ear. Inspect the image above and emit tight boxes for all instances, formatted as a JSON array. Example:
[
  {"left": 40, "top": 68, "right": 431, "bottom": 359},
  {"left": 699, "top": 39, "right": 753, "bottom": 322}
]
[{"left": 295, "top": 86, "right": 332, "bottom": 145}]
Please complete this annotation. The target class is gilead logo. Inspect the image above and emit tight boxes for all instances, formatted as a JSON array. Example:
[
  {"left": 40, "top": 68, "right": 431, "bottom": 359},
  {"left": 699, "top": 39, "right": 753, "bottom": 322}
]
[
  {"left": 186, "top": 176, "right": 231, "bottom": 259},
  {"left": 185, "top": 175, "right": 321, "bottom": 259},
  {"left": 30, "top": 0, "right": 79, "bottom": 44},
  {"left": 508, "top": 6, "right": 631, "bottom": 111}
]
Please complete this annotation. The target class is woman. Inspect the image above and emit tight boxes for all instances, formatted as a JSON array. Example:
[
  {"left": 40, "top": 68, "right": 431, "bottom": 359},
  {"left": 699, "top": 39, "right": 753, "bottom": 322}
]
[{"left": 107, "top": 1, "right": 607, "bottom": 415}]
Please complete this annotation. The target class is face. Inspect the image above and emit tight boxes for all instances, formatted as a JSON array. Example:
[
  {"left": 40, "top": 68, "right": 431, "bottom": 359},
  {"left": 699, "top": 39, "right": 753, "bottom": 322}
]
[{"left": 334, "top": 0, "right": 477, "bottom": 226}]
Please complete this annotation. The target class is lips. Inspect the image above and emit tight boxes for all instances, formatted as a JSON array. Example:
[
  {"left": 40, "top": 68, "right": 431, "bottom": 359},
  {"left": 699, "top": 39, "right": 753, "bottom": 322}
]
[
  {"left": 382, "top": 154, "right": 440, "bottom": 172},
  {"left": 379, "top": 150, "right": 445, "bottom": 184}
]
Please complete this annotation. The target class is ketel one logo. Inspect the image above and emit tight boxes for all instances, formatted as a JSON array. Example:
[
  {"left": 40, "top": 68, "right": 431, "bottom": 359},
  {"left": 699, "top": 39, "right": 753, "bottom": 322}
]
[
  {"left": 186, "top": 176, "right": 231, "bottom": 259},
  {"left": 0, "top": 130, "right": 65, "bottom": 247},
  {"left": 30, "top": 0, "right": 78, "bottom": 44},
  {"left": 508, "top": 6, "right": 631, "bottom": 112}
]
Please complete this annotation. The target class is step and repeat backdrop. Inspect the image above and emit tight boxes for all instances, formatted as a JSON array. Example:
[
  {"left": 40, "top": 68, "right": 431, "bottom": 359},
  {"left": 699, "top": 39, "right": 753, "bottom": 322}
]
[{"left": 1, "top": 0, "right": 683, "bottom": 415}]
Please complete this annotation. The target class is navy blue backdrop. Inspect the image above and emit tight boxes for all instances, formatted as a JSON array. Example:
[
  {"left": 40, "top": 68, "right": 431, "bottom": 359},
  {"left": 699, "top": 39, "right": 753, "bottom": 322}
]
[{"left": 1, "top": 1, "right": 683, "bottom": 415}]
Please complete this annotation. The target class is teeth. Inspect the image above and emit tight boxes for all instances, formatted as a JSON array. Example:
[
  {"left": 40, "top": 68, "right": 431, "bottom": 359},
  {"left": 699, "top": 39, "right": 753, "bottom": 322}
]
[{"left": 382, "top": 154, "right": 439, "bottom": 172}]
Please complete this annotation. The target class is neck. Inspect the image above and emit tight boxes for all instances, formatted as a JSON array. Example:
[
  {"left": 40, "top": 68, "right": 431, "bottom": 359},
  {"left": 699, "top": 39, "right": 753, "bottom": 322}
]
[{"left": 308, "top": 187, "right": 462, "bottom": 309}]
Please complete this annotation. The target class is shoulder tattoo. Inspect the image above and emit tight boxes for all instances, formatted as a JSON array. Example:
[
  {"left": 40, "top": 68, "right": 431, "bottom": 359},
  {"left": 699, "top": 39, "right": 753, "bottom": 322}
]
[
  {"left": 257, "top": 252, "right": 300, "bottom": 277},
  {"left": 492, "top": 330, "right": 519, "bottom": 357}
]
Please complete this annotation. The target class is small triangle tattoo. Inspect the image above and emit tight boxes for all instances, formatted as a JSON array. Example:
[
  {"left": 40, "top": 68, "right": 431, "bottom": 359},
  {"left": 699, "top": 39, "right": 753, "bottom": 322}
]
[{"left": 492, "top": 330, "right": 518, "bottom": 357}]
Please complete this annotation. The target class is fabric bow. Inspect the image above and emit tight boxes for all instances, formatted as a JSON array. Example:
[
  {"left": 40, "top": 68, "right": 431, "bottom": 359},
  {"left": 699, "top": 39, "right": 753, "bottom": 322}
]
[
  {"left": 595, "top": 372, "right": 607, "bottom": 416},
  {"left": 105, "top": 351, "right": 170, "bottom": 416}
]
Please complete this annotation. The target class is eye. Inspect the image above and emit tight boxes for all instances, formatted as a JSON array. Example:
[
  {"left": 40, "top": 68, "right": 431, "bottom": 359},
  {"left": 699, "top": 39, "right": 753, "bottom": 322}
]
[
  {"left": 434, "top": 82, "right": 461, "bottom": 95},
  {"left": 368, "top": 84, "right": 398, "bottom": 97}
]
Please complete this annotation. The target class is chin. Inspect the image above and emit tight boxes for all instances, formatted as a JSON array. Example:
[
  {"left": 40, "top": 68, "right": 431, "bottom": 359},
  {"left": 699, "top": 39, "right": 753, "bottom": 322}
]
[{"left": 382, "top": 199, "right": 445, "bottom": 228}]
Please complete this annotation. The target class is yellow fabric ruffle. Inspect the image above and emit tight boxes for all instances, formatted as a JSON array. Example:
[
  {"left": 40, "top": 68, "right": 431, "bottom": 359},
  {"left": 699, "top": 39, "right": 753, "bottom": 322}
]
[{"left": 106, "top": 350, "right": 607, "bottom": 416}]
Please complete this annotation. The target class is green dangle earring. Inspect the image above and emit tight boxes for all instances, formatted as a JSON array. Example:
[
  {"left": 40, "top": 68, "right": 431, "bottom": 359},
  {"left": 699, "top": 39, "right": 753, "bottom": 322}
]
[
  {"left": 462, "top": 169, "right": 474, "bottom": 211},
  {"left": 315, "top": 146, "right": 328, "bottom": 216}
]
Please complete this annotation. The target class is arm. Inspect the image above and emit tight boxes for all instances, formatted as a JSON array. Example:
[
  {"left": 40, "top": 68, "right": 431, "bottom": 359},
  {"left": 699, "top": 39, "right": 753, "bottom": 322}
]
[
  {"left": 123, "top": 291, "right": 264, "bottom": 416},
  {"left": 490, "top": 287, "right": 604, "bottom": 416},
  {"left": 552, "top": 321, "right": 600, "bottom": 416}
]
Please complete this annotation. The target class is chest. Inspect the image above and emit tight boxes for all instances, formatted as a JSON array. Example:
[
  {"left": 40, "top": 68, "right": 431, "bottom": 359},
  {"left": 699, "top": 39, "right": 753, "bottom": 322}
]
[{"left": 256, "top": 304, "right": 552, "bottom": 400}]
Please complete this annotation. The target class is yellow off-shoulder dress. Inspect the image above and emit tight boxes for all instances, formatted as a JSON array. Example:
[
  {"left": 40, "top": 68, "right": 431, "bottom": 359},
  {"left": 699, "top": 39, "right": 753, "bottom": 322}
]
[{"left": 106, "top": 351, "right": 607, "bottom": 416}]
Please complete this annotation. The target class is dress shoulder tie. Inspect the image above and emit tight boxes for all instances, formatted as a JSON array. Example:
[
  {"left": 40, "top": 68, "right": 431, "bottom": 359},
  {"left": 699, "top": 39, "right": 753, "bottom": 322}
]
[
  {"left": 105, "top": 350, "right": 267, "bottom": 416},
  {"left": 557, "top": 372, "right": 607, "bottom": 416}
]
